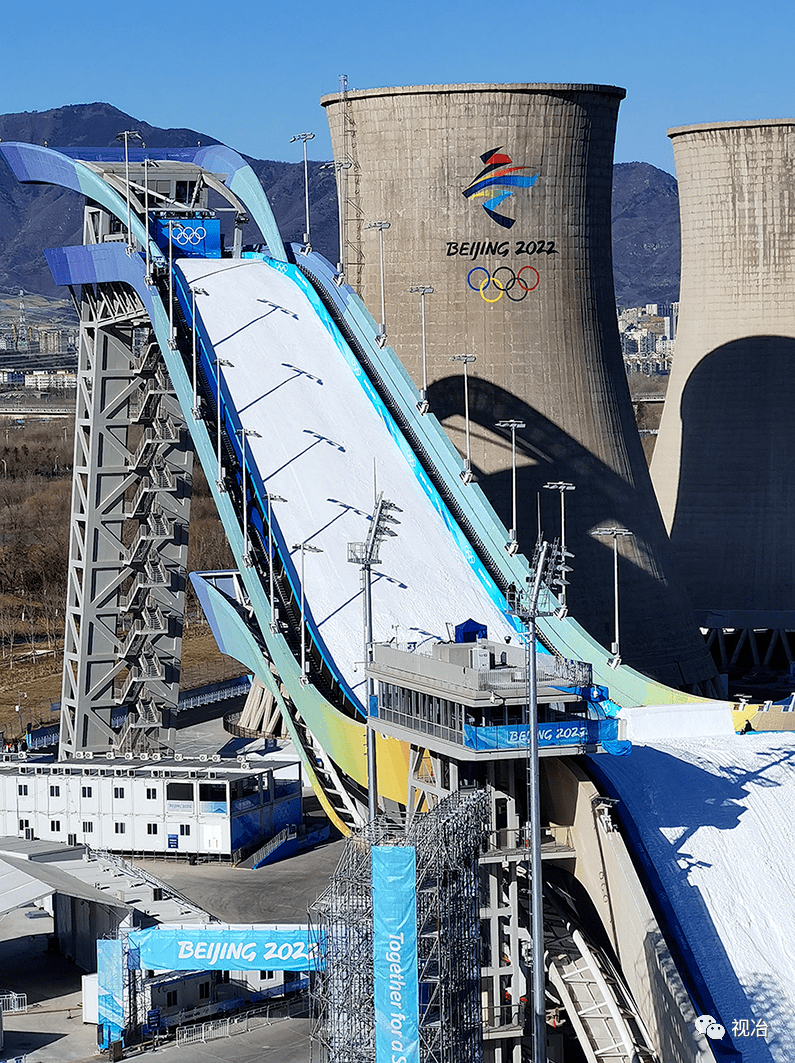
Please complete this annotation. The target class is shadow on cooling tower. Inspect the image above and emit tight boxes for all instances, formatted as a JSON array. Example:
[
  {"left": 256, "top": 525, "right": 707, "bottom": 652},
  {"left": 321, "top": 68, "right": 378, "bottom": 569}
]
[
  {"left": 428, "top": 374, "right": 709, "bottom": 687},
  {"left": 672, "top": 336, "right": 795, "bottom": 617}
]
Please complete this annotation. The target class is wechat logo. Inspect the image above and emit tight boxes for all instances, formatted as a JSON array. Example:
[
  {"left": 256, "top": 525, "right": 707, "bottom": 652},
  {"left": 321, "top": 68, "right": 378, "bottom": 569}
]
[{"left": 695, "top": 1014, "right": 725, "bottom": 1040}]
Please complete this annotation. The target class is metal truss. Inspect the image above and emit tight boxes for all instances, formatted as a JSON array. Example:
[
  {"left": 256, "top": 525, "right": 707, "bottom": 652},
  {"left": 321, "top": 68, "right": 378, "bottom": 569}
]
[
  {"left": 59, "top": 252, "right": 192, "bottom": 757},
  {"left": 310, "top": 790, "right": 487, "bottom": 1063}
]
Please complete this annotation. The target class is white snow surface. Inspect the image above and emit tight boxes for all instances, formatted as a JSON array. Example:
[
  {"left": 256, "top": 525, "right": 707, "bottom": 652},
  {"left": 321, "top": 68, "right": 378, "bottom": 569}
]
[
  {"left": 619, "top": 702, "right": 736, "bottom": 742},
  {"left": 180, "top": 257, "right": 517, "bottom": 700},
  {"left": 596, "top": 732, "right": 795, "bottom": 1061}
]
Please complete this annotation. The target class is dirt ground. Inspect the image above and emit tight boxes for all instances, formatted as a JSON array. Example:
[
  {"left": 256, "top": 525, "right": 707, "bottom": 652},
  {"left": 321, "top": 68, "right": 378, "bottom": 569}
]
[{"left": 0, "top": 626, "right": 247, "bottom": 744}]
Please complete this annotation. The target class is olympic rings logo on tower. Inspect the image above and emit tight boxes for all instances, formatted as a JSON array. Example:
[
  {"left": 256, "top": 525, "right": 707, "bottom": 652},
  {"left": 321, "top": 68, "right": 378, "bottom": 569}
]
[
  {"left": 171, "top": 223, "right": 207, "bottom": 246},
  {"left": 467, "top": 266, "right": 540, "bottom": 302}
]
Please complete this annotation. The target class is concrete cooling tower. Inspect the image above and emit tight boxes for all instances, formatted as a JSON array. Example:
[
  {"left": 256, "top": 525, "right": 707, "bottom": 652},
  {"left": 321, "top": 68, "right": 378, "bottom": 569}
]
[
  {"left": 321, "top": 82, "right": 717, "bottom": 690},
  {"left": 652, "top": 120, "right": 795, "bottom": 645}
]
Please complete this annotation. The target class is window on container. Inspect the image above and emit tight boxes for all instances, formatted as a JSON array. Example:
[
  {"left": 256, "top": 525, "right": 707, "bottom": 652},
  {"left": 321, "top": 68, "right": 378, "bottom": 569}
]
[
  {"left": 115, "top": 823, "right": 125, "bottom": 834},
  {"left": 81, "top": 785, "right": 92, "bottom": 799},
  {"left": 166, "top": 782, "right": 194, "bottom": 802},
  {"left": 198, "top": 981, "right": 210, "bottom": 999},
  {"left": 260, "top": 971, "right": 274, "bottom": 980},
  {"left": 199, "top": 783, "right": 226, "bottom": 804},
  {"left": 50, "top": 820, "right": 60, "bottom": 832},
  {"left": 179, "top": 824, "right": 190, "bottom": 836},
  {"left": 113, "top": 786, "right": 125, "bottom": 799},
  {"left": 175, "top": 181, "right": 196, "bottom": 204},
  {"left": 50, "top": 784, "right": 60, "bottom": 797},
  {"left": 18, "top": 784, "right": 28, "bottom": 796},
  {"left": 166, "top": 990, "right": 178, "bottom": 1008},
  {"left": 240, "top": 776, "right": 259, "bottom": 798},
  {"left": 146, "top": 787, "right": 157, "bottom": 800},
  {"left": 83, "top": 821, "right": 93, "bottom": 833},
  {"left": 18, "top": 818, "right": 29, "bottom": 830},
  {"left": 147, "top": 823, "right": 158, "bottom": 835}
]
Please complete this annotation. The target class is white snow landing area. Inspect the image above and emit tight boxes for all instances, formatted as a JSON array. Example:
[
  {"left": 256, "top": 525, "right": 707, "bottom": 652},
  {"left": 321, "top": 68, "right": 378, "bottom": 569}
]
[{"left": 596, "top": 732, "right": 795, "bottom": 1062}]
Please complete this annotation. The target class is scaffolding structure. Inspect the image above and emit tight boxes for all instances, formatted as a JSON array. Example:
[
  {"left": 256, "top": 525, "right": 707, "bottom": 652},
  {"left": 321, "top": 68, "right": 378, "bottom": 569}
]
[{"left": 310, "top": 788, "right": 489, "bottom": 1063}]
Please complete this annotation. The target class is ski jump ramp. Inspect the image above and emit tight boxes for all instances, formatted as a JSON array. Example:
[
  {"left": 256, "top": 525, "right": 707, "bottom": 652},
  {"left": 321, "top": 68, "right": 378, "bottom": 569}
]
[{"left": 1, "top": 139, "right": 788, "bottom": 1059}]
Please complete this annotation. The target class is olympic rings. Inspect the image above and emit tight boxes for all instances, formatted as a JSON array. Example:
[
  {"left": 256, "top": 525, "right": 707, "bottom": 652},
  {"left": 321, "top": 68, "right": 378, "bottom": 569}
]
[
  {"left": 171, "top": 224, "right": 207, "bottom": 246},
  {"left": 467, "top": 265, "right": 540, "bottom": 302}
]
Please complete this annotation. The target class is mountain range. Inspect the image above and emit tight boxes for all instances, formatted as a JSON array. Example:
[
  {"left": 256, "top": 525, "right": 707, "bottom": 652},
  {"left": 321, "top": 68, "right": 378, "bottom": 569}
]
[{"left": 0, "top": 103, "right": 680, "bottom": 309}]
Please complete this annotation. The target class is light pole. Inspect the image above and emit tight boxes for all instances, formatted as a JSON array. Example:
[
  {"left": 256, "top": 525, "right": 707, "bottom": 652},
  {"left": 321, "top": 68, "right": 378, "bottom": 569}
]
[
  {"left": 290, "top": 132, "right": 315, "bottom": 250},
  {"left": 143, "top": 156, "right": 159, "bottom": 284},
  {"left": 320, "top": 160, "right": 352, "bottom": 276},
  {"left": 543, "top": 482, "right": 576, "bottom": 615},
  {"left": 266, "top": 492, "right": 288, "bottom": 632},
  {"left": 167, "top": 219, "right": 178, "bottom": 349},
  {"left": 347, "top": 493, "right": 402, "bottom": 820},
  {"left": 409, "top": 285, "right": 434, "bottom": 414},
  {"left": 365, "top": 221, "right": 390, "bottom": 345},
  {"left": 592, "top": 526, "right": 633, "bottom": 668},
  {"left": 214, "top": 358, "right": 233, "bottom": 491},
  {"left": 116, "top": 130, "right": 141, "bottom": 254},
  {"left": 292, "top": 542, "right": 324, "bottom": 683},
  {"left": 236, "top": 428, "right": 261, "bottom": 566},
  {"left": 190, "top": 287, "right": 209, "bottom": 418},
  {"left": 15, "top": 691, "right": 27, "bottom": 738},
  {"left": 509, "top": 543, "right": 552, "bottom": 1063},
  {"left": 451, "top": 354, "right": 477, "bottom": 483},
  {"left": 496, "top": 419, "right": 526, "bottom": 553}
]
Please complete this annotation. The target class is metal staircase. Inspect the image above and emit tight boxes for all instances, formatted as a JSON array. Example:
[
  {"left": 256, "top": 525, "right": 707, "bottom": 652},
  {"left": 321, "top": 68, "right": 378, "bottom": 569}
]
[{"left": 544, "top": 891, "right": 659, "bottom": 1063}]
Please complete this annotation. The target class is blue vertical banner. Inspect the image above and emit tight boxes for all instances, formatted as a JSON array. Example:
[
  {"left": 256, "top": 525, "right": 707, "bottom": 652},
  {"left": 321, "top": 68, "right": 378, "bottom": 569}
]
[
  {"left": 97, "top": 938, "right": 125, "bottom": 1048},
  {"left": 372, "top": 845, "right": 420, "bottom": 1063}
]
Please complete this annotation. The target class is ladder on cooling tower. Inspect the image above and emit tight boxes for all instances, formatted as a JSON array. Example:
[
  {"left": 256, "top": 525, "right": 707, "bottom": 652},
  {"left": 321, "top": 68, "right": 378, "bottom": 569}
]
[{"left": 545, "top": 902, "right": 659, "bottom": 1063}]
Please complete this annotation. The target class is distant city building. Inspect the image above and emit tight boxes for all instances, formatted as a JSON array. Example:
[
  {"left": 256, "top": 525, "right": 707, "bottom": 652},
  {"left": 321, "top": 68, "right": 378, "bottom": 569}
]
[{"left": 23, "top": 369, "right": 77, "bottom": 389}]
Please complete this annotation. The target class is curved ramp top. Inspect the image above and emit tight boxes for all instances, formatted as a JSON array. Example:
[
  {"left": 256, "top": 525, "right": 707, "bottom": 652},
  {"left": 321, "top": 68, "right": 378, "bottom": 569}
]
[{"left": 180, "top": 255, "right": 519, "bottom": 701}]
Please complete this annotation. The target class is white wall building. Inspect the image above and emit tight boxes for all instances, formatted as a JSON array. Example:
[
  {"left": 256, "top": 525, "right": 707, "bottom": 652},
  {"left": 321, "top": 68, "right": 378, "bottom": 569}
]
[{"left": 0, "top": 754, "right": 302, "bottom": 861}]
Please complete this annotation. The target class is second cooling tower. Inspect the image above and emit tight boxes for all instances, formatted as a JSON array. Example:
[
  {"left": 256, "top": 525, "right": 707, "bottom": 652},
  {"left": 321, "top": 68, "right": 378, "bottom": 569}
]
[
  {"left": 321, "top": 83, "right": 716, "bottom": 689},
  {"left": 652, "top": 120, "right": 795, "bottom": 637}
]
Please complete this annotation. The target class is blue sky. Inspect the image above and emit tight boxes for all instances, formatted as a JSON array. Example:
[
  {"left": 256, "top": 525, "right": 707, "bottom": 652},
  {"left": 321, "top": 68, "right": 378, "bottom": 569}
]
[{"left": 5, "top": 0, "right": 795, "bottom": 174}]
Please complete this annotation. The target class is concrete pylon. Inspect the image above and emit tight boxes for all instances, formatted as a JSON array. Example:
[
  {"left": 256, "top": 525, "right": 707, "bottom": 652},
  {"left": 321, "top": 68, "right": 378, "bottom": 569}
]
[
  {"left": 652, "top": 120, "right": 795, "bottom": 631},
  {"left": 322, "top": 83, "right": 717, "bottom": 689}
]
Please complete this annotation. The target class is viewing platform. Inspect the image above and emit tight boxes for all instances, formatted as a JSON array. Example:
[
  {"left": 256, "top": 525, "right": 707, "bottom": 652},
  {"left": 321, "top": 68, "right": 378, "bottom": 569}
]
[{"left": 367, "top": 639, "right": 628, "bottom": 759}]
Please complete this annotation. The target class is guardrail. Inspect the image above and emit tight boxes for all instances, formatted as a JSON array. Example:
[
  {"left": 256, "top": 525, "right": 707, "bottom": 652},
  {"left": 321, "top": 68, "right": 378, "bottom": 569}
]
[
  {"left": 0, "top": 992, "right": 27, "bottom": 1013},
  {"left": 25, "top": 676, "right": 253, "bottom": 750}
]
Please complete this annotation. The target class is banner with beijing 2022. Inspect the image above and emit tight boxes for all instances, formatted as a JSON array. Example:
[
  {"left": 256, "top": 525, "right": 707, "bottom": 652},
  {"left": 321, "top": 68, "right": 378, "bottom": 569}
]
[
  {"left": 128, "top": 924, "right": 321, "bottom": 971},
  {"left": 372, "top": 845, "right": 419, "bottom": 1063}
]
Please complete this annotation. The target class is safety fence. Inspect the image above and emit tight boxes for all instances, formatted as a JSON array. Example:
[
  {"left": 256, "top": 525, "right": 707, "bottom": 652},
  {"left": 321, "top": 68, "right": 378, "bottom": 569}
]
[
  {"left": 25, "top": 675, "right": 253, "bottom": 750},
  {"left": 175, "top": 990, "right": 309, "bottom": 1047},
  {"left": 0, "top": 992, "right": 27, "bottom": 1013}
]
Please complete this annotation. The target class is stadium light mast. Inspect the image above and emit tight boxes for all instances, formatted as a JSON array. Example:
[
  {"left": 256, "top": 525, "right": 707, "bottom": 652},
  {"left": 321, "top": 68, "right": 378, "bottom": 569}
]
[
  {"left": 543, "top": 482, "right": 576, "bottom": 615},
  {"left": 496, "top": 419, "right": 526, "bottom": 553},
  {"left": 236, "top": 428, "right": 261, "bottom": 566},
  {"left": 508, "top": 540, "right": 555, "bottom": 1063},
  {"left": 143, "top": 156, "right": 159, "bottom": 284},
  {"left": 409, "top": 285, "right": 434, "bottom": 414},
  {"left": 365, "top": 221, "right": 391, "bottom": 345},
  {"left": 451, "top": 354, "right": 477, "bottom": 483},
  {"left": 592, "top": 526, "right": 633, "bottom": 667},
  {"left": 348, "top": 492, "right": 402, "bottom": 820},
  {"left": 266, "top": 492, "right": 288, "bottom": 632},
  {"left": 116, "top": 129, "right": 141, "bottom": 255},
  {"left": 190, "top": 286, "right": 209, "bottom": 418},
  {"left": 320, "top": 159, "right": 352, "bottom": 276},
  {"left": 214, "top": 358, "right": 233, "bottom": 491},
  {"left": 293, "top": 542, "right": 324, "bottom": 683},
  {"left": 290, "top": 132, "right": 315, "bottom": 251}
]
